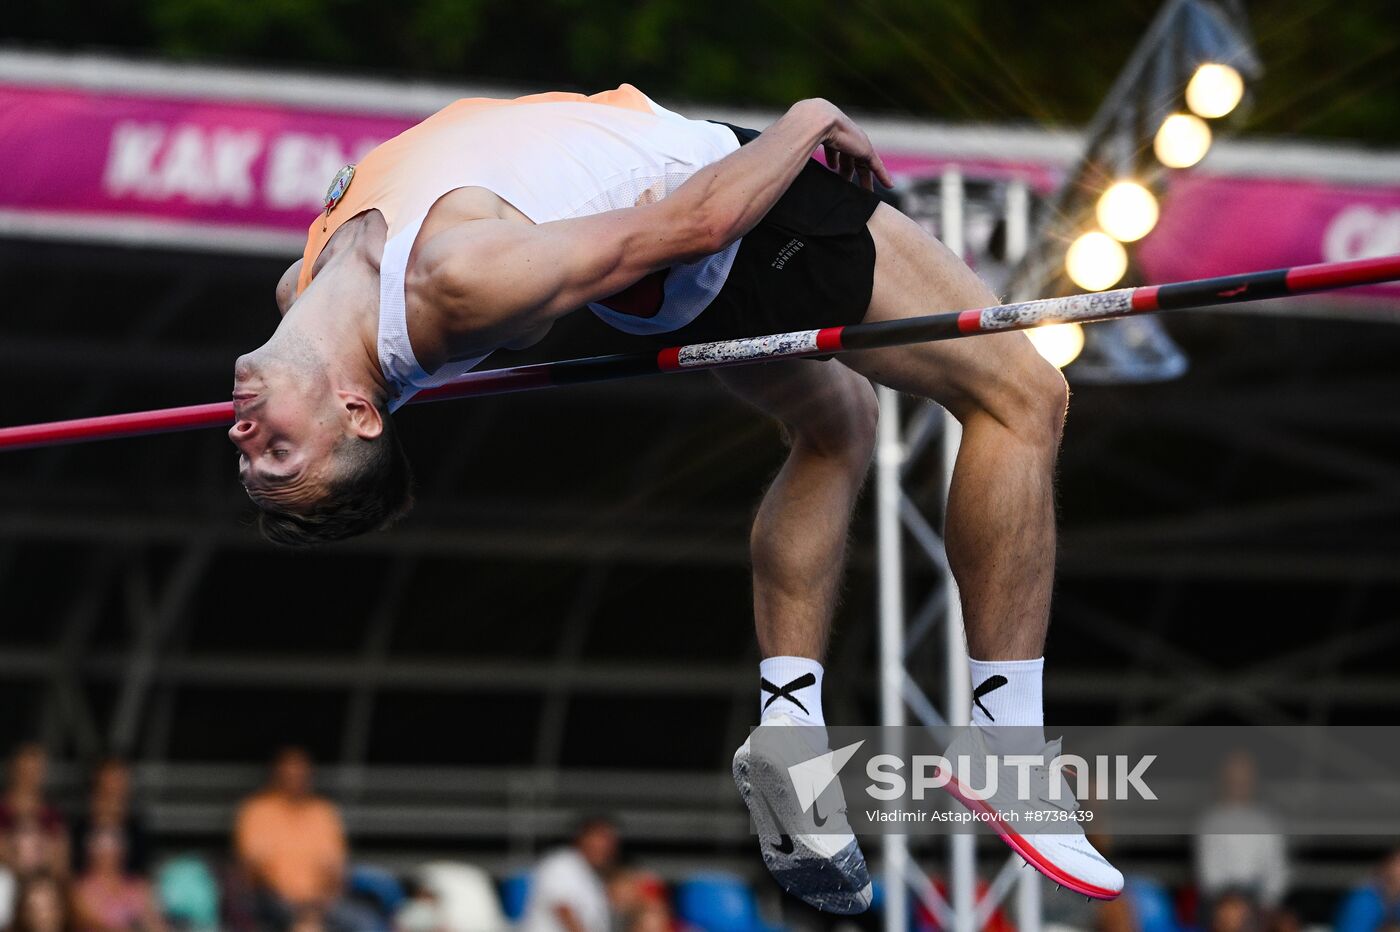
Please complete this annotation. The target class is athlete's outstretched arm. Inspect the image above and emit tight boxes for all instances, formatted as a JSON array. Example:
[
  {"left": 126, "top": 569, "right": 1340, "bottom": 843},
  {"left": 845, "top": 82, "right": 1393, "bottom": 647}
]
[{"left": 411, "top": 98, "right": 890, "bottom": 353}]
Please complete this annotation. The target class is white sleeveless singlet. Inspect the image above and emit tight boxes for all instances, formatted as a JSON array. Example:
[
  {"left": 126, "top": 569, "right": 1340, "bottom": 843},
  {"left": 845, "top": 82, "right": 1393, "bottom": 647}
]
[{"left": 300, "top": 87, "right": 740, "bottom": 412}]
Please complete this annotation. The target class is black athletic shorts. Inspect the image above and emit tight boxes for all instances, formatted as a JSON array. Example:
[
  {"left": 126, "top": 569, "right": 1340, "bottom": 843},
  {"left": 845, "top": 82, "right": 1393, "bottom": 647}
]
[{"left": 483, "top": 124, "right": 885, "bottom": 368}]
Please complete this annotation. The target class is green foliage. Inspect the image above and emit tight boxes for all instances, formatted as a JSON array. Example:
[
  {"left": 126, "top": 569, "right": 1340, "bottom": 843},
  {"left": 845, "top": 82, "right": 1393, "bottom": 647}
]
[{"left": 6, "top": 0, "right": 1397, "bottom": 142}]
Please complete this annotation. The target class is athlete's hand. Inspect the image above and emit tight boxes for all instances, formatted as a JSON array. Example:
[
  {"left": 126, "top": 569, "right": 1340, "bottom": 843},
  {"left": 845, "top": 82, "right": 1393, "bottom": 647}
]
[{"left": 802, "top": 99, "right": 894, "bottom": 192}]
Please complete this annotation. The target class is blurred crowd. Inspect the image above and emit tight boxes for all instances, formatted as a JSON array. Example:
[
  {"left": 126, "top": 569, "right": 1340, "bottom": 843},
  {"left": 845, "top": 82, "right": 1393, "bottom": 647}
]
[
  {"left": 0, "top": 743, "right": 163, "bottom": 932},
  {"left": 1037, "top": 749, "right": 1400, "bottom": 932},
  {"left": 2, "top": 741, "right": 1400, "bottom": 932},
  {"left": 0, "top": 743, "right": 678, "bottom": 932}
]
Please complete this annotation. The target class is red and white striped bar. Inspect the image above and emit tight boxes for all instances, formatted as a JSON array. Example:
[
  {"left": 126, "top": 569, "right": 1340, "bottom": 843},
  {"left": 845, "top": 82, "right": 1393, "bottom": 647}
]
[{"left": 2, "top": 253, "right": 1398, "bottom": 452}]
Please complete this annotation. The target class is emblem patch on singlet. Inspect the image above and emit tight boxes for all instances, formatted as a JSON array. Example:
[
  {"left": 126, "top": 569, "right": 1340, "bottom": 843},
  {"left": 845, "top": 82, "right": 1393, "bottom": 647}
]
[{"left": 322, "top": 163, "right": 356, "bottom": 218}]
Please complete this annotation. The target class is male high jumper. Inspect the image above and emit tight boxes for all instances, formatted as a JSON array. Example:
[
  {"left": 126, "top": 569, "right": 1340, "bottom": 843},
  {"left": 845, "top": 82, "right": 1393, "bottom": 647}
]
[{"left": 230, "top": 86, "right": 1122, "bottom": 905}]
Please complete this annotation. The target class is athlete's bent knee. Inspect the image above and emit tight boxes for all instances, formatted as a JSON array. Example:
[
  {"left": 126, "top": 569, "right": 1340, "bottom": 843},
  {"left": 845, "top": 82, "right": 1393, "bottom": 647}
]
[
  {"left": 789, "top": 373, "right": 879, "bottom": 466},
  {"left": 1005, "top": 347, "right": 1069, "bottom": 451}
]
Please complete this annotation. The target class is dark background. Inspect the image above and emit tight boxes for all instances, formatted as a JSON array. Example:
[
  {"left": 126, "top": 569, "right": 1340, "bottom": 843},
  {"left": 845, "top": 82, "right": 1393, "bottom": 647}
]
[{"left": 6, "top": 0, "right": 1399, "bottom": 141}]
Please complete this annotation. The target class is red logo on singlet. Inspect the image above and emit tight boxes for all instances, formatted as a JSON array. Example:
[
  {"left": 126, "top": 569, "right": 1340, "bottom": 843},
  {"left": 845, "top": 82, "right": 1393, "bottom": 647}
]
[{"left": 597, "top": 269, "right": 669, "bottom": 318}]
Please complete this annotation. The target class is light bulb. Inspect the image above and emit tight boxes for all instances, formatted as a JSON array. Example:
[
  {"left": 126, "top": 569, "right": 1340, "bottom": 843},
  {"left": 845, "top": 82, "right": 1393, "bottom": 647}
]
[
  {"left": 1026, "top": 323, "right": 1086, "bottom": 369},
  {"left": 1154, "top": 113, "right": 1212, "bottom": 168},
  {"left": 1186, "top": 63, "right": 1245, "bottom": 119},
  {"left": 1096, "top": 181, "right": 1160, "bottom": 242},
  {"left": 1065, "top": 231, "right": 1128, "bottom": 291}
]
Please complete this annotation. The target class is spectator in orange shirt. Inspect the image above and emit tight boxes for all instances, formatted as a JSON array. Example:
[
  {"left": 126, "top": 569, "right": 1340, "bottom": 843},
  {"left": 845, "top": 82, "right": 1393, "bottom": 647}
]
[{"left": 234, "top": 747, "right": 372, "bottom": 932}]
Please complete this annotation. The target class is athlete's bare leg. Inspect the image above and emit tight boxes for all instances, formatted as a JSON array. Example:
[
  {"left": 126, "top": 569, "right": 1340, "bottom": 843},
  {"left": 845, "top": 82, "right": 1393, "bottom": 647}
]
[
  {"left": 830, "top": 207, "right": 1126, "bottom": 899},
  {"left": 716, "top": 360, "right": 878, "bottom": 661},
  {"left": 724, "top": 358, "right": 879, "bottom": 913},
  {"left": 842, "top": 203, "right": 1068, "bottom": 660}
]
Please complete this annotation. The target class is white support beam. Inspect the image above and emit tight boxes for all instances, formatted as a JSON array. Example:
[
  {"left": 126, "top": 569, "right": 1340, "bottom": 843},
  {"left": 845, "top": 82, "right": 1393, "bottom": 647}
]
[{"left": 876, "top": 384, "right": 910, "bottom": 932}]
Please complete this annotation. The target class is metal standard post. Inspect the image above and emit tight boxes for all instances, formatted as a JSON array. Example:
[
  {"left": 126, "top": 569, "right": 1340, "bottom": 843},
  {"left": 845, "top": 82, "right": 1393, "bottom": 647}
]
[
  {"left": 880, "top": 170, "right": 1042, "bottom": 932},
  {"left": 876, "top": 384, "right": 909, "bottom": 932},
  {"left": 942, "top": 410, "right": 975, "bottom": 932},
  {"left": 1006, "top": 175, "right": 1044, "bottom": 932},
  {"left": 1018, "top": 864, "right": 1044, "bottom": 932},
  {"left": 940, "top": 168, "right": 976, "bottom": 932}
]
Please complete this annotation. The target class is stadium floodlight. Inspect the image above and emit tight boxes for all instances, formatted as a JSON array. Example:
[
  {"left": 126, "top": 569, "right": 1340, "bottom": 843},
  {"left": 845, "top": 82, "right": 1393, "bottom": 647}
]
[
  {"left": 1182, "top": 0, "right": 1260, "bottom": 105},
  {"left": 1154, "top": 112, "right": 1213, "bottom": 168},
  {"left": 1186, "top": 63, "right": 1245, "bottom": 118},
  {"left": 1065, "top": 231, "right": 1128, "bottom": 291},
  {"left": 1006, "top": 0, "right": 1258, "bottom": 383},
  {"left": 1026, "top": 323, "right": 1086, "bottom": 369},
  {"left": 1096, "top": 181, "right": 1160, "bottom": 242}
]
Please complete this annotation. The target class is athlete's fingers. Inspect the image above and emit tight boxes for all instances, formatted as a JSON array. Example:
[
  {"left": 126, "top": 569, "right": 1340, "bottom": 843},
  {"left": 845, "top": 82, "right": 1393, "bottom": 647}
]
[
  {"left": 870, "top": 152, "right": 894, "bottom": 189},
  {"left": 857, "top": 163, "right": 873, "bottom": 191}
]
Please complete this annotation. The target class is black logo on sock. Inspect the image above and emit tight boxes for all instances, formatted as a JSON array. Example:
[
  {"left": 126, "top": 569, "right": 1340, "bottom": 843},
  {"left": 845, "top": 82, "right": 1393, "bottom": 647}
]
[
  {"left": 971, "top": 675, "right": 1008, "bottom": 721},
  {"left": 761, "top": 673, "right": 816, "bottom": 715}
]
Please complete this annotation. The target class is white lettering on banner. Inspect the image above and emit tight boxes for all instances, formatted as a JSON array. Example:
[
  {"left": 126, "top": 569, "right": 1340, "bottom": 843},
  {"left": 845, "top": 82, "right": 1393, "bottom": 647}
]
[
  {"left": 1324, "top": 205, "right": 1400, "bottom": 263},
  {"left": 155, "top": 126, "right": 211, "bottom": 199},
  {"left": 264, "top": 133, "right": 366, "bottom": 211},
  {"left": 103, "top": 121, "right": 263, "bottom": 204},
  {"left": 209, "top": 130, "right": 263, "bottom": 205},
  {"left": 104, "top": 123, "right": 165, "bottom": 197}
]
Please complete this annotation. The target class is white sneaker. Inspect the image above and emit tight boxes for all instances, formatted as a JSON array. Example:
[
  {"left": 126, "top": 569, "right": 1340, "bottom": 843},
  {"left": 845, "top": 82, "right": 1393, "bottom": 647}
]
[
  {"left": 732, "top": 714, "right": 873, "bottom": 914},
  {"left": 940, "top": 728, "right": 1123, "bottom": 899}
]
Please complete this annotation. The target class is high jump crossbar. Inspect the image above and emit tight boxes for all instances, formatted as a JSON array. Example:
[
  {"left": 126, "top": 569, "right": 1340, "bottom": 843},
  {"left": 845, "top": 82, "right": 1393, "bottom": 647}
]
[{"left": 1, "top": 253, "right": 1397, "bottom": 452}]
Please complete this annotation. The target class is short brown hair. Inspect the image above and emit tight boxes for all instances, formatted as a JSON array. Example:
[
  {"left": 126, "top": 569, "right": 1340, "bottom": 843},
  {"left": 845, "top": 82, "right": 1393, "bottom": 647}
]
[{"left": 255, "top": 412, "right": 414, "bottom": 546}]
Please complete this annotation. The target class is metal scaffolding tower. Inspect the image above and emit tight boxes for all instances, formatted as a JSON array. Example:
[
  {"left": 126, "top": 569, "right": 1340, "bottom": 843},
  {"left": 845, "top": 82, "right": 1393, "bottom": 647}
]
[{"left": 877, "top": 169, "right": 1042, "bottom": 932}]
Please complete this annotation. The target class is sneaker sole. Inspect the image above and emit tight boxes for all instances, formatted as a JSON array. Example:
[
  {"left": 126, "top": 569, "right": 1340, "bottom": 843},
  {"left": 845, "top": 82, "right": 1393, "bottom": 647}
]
[
  {"left": 733, "top": 744, "right": 873, "bottom": 914},
  {"left": 942, "top": 772, "right": 1120, "bottom": 899}
]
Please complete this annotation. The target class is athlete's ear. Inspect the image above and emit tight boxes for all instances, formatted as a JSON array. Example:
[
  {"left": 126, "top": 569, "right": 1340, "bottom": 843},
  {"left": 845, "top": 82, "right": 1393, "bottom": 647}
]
[{"left": 337, "top": 390, "right": 384, "bottom": 440}]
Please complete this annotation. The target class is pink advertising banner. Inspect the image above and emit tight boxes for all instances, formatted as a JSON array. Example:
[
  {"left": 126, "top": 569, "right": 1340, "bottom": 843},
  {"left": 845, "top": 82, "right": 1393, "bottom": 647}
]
[
  {"left": 0, "top": 84, "right": 413, "bottom": 236},
  {"left": 1138, "top": 173, "right": 1400, "bottom": 297},
  {"left": 1, "top": 81, "right": 1398, "bottom": 298}
]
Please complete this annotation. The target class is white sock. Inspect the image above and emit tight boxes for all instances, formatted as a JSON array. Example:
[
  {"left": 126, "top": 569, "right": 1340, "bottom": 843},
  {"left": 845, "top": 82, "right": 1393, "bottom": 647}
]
[
  {"left": 967, "top": 657, "right": 1045, "bottom": 750},
  {"left": 759, "top": 656, "right": 825, "bottom": 726}
]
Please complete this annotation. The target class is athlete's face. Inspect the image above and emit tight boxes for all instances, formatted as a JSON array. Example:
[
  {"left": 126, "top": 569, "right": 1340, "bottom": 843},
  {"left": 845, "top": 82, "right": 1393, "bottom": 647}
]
[{"left": 230, "top": 353, "right": 344, "bottom": 511}]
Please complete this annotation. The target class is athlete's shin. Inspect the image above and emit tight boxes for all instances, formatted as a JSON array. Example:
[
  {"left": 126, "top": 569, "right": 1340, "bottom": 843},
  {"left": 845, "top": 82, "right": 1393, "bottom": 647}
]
[
  {"left": 944, "top": 369, "right": 1065, "bottom": 661},
  {"left": 750, "top": 428, "right": 872, "bottom": 662}
]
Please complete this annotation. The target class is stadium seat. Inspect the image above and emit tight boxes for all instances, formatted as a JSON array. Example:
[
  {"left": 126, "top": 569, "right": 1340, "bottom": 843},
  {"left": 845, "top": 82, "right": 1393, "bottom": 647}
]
[
  {"left": 674, "top": 873, "right": 783, "bottom": 932},
  {"left": 156, "top": 856, "right": 220, "bottom": 930},
  {"left": 416, "top": 861, "right": 512, "bottom": 932},
  {"left": 350, "top": 864, "right": 408, "bottom": 921},
  {"left": 1126, "top": 877, "right": 1181, "bottom": 932},
  {"left": 499, "top": 871, "right": 532, "bottom": 921}
]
